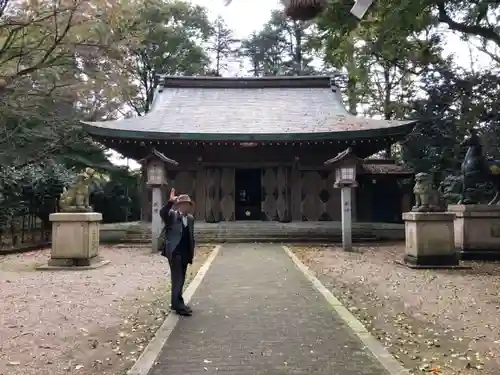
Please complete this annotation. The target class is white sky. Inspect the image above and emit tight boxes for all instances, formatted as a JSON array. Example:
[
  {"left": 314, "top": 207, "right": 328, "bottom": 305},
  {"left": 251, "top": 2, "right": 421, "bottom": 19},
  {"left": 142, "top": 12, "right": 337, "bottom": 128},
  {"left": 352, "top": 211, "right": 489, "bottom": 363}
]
[{"left": 110, "top": 0, "right": 494, "bottom": 169}]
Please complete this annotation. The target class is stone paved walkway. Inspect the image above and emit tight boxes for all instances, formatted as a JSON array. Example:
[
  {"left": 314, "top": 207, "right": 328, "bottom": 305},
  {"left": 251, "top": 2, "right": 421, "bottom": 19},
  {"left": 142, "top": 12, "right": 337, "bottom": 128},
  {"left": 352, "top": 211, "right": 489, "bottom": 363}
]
[{"left": 148, "top": 244, "right": 390, "bottom": 375}]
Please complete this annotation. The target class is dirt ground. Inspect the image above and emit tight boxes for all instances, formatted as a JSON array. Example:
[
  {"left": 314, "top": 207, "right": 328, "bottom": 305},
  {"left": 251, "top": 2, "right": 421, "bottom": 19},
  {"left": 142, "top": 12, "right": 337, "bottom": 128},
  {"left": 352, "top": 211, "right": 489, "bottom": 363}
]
[
  {"left": 292, "top": 243, "right": 500, "bottom": 375},
  {"left": 0, "top": 244, "right": 213, "bottom": 375}
]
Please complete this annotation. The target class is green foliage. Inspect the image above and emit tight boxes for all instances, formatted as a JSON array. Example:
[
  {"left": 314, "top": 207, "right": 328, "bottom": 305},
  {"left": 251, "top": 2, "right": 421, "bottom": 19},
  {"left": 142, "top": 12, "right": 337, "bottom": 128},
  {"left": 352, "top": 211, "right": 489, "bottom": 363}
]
[
  {"left": 302, "top": 0, "right": 500, "bottom": 172},
  {"left": 402, "top": 67, "right": 500, "bottom": 178},
  {"left": 90, "top": 170, "right": 141, "bottom": 223},
  {"left": 0, "top": 0, "right": 216, "bottom": 227},
  {"left": 0, "top": 163, "right": 75, "bottom": 228}
]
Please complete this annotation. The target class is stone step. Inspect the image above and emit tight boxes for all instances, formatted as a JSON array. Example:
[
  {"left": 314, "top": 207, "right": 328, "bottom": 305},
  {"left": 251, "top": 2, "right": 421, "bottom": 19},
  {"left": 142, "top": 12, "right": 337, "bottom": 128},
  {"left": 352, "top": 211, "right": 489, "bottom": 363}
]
[
  {"left": 125, "top": 233, "right": 378, "bottom": 243},
  {"left": 100, "top": 221, "right": 404, "bottom": 244}
]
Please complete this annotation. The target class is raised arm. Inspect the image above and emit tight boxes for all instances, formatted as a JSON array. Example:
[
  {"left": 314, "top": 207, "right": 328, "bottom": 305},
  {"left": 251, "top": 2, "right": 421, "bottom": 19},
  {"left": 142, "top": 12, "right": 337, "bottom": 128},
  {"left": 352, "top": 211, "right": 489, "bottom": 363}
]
[{"left": 159, "top": 188, "right": 177, "bottom": 226}]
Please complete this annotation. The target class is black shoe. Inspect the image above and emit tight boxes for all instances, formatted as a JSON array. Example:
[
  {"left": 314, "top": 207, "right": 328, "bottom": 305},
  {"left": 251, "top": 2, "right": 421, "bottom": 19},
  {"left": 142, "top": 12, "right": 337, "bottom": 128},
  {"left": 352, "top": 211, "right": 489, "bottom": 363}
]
[
  {"left": 175, "top": 308, "right": 192, "bottom": 316},
  {"left": 170, "top": 304, "right": 192, "bottom": 313}
]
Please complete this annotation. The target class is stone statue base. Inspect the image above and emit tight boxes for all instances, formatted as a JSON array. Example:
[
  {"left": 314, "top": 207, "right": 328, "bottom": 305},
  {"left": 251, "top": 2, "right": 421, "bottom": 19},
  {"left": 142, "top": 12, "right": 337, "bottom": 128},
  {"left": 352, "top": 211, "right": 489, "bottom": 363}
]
[
  {"left": 401, "top": 212, "right": 463, "bottom": 268},
  {"left": 37, "top": 212, "right": 110, "bottom": 270},
  {"left": 448, "top": 204, "right": 500, "bottom": 261}
]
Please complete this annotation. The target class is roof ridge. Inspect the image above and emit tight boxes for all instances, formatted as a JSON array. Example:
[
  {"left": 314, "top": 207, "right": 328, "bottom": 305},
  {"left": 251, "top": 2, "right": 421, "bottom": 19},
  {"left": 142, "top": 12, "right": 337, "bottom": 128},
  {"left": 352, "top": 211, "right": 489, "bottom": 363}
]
[{"left": 160, "top": 75, "right": 333, "bottom": 89}]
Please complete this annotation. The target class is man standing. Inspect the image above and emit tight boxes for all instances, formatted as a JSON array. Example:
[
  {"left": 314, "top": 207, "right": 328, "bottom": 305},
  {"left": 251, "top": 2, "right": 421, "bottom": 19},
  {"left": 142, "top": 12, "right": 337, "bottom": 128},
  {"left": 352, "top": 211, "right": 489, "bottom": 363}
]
[{"left": 159, "top": 188, "right": 195, "bottom": 316}]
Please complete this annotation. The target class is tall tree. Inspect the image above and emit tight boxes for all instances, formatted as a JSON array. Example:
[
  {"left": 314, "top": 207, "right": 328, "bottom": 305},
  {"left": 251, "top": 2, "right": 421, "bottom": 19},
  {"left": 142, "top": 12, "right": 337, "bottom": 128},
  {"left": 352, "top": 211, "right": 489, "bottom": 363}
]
[
  {"left": 0, "top": 0, "right": 131, "bottom": 102},
  {"left": 239, "top": 32, "right": 266, "bottom": 76},
  {"left": 117, "top": 0, "right": 213, "bottom": 115},
  {"left": 207, "top": 16, "right": 238, "bottom": 76},
  {"left": 402, "top": 66, "right": 500, "bottom": 179},
  {"left": 238, "top": 10, "right": 317, "bottom": 76},
  {"left": 0, "top": 0, "right": 134, "bottom": 167}
]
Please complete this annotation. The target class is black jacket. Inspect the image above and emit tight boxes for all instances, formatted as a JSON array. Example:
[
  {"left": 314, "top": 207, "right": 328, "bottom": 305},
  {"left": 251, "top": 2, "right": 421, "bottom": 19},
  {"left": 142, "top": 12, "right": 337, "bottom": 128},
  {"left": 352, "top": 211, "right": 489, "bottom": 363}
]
[{"left": 159, "top": 200, "right": 195, "bottom": 263}]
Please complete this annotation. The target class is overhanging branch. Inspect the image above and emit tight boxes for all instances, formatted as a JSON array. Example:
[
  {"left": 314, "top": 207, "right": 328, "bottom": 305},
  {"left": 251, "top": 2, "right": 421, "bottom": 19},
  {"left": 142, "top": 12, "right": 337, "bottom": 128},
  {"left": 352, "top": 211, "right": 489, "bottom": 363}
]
[{"left": 437, "top": 3, "right": 500, "bottom": 48}]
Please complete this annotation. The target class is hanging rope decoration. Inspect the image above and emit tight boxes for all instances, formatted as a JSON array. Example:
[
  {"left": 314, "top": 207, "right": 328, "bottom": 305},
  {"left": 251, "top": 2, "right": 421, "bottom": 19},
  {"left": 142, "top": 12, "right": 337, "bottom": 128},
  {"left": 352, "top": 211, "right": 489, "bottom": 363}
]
[{"left": 282, "top": 0, "right": 327, "bottom": 21}]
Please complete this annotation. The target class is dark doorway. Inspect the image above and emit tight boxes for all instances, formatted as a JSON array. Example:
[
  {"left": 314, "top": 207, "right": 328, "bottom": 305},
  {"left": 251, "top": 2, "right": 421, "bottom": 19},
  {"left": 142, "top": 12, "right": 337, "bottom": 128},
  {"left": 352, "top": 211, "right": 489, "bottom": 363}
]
[
  {"left": 371, "top": 178, "right": 402, "bottom": 223},
  {"left": 235, "top": 169, "right": 262, "bottom": 220}
]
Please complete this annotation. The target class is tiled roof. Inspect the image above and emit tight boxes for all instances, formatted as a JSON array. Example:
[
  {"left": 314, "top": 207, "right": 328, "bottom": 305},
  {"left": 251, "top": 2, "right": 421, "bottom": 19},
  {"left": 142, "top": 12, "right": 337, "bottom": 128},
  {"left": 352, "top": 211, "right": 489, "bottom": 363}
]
[{"left": 82, "top": 76, "right": 416, "bottom": 141}]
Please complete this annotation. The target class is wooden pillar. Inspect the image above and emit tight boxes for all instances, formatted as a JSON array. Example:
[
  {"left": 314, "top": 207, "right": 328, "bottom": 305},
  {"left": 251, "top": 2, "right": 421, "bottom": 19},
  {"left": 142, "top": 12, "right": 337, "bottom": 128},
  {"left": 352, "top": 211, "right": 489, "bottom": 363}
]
[
  {"left": 205, "top": 167, "right": 221, "bottom": 222},
  {"left": 276, "top": 166, "right": 291, "bottom": 222},
  {"left": 291, "top": 160, "right": 301, "bottom": 221},
  {"left": 220, "top": 167, "right": 235, "bottom": 221},
  {"left": 195, "top": 164, "right": 206, "bottom": 221},
  {"left": 139, "top": 165, "right": 149, "bottom": 222},
  {"left": 261, "top": 167, "right": 277, "bottom": 221},
  {"left": 351, "top": 188, "right": 357, "bottom": 222}
]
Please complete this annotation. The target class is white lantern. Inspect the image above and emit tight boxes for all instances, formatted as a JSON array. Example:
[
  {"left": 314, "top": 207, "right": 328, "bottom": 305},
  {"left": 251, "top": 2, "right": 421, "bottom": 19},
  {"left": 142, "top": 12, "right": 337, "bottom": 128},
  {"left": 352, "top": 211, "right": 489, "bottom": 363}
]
[
  {"left": 335, "top": 164, "right": 357, "bottom": 184},
  {"left": 140, "top": 149, "right": 178, "bottom": 187},
  {"left": 146, "top": 160, "right": 166, "bottom": 186},
  {"left": 325, "top": 148, "right": 360, "bottom": 188}
]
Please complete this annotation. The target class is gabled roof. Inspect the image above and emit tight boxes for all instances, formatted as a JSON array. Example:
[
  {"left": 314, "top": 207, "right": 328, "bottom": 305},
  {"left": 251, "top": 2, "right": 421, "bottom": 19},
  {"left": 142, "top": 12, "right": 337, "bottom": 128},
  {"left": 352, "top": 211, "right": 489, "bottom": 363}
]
[
  {"left": 82, "top": 76, "right": 416, "bottom": 142},
  {"left": 324, "top": 147, "right": 364, "bottom": 166},
  {"left": 138, "top": 148, "right": 178, "bottom": 166}
]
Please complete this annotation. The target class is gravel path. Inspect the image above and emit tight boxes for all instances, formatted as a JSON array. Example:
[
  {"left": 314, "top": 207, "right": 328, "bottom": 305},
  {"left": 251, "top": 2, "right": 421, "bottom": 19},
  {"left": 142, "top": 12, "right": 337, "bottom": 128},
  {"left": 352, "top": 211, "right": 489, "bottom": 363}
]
[
  {"left": 0, "top": 245, "right": 212, "bottom": 375},
  {"left": 292, "top": 243, "right": 500, "bottom": 375}
]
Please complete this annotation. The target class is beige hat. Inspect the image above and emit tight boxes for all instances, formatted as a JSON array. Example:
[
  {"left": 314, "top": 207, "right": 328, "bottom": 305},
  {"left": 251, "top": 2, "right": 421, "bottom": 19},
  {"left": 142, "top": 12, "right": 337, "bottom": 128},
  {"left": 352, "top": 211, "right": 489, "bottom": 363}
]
[{"left": 176, "top": 194, "right": 193, "bottom": 205}]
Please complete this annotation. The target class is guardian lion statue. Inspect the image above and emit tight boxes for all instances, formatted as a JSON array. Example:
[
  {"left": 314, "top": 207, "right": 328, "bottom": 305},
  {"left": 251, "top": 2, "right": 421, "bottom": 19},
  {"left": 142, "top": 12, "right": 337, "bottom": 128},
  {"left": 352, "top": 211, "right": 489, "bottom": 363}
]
[
  {"left": 59, "top": 168, "right": 96, "bottom": 212},
  {"left": 412, "top": 172, "right": 443, "bottom": 212}
]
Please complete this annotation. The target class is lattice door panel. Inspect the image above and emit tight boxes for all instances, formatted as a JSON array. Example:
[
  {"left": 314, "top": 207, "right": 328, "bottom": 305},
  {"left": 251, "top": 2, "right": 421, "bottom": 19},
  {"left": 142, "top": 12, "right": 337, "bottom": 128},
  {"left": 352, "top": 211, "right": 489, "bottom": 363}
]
[
  {"left": 276, "top": 167, "right": 291, "bottom": 222},
  {"left": 220, "top": 168, "right": 235, "bottom": 221},
  {"left": 261, "top": 168, "right": 278, "bottom": 221},
  {"left": 204, "top": 168, "right": 222, "bottom": 223},
  {"left": 301, "top": 170, "right": 338, "bottom": 221}
]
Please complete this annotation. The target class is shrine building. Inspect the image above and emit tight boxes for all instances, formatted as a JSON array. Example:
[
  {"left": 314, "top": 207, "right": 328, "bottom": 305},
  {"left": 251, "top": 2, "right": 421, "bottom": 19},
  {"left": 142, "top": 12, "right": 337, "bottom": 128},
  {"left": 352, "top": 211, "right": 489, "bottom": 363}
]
[{"left": 83, "top": 76, "right": 415, "bottom": 224}]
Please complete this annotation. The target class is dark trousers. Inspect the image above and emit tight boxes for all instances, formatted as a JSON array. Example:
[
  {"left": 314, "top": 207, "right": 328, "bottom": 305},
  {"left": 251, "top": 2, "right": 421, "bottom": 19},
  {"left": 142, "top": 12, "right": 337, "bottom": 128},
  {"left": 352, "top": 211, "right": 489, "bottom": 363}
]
[{"left": 168, "top": 253, "right": 188, "bottom": 310}]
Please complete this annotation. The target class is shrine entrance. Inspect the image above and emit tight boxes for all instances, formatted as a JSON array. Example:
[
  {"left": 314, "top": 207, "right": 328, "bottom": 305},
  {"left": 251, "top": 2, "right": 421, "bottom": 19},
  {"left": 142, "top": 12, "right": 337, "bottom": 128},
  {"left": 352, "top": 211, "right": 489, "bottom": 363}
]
[{"left": 235, "top": 169, "right": 262, "bottom": 220}]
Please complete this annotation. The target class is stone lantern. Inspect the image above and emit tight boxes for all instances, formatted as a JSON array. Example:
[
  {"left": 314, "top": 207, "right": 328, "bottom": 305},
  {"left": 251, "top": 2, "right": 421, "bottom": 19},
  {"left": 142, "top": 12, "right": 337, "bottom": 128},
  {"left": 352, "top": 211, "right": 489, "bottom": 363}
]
[
  {"left": 325, "top": 148, "right": 362, "bottom": 251},
  {"left": 140, "top": 149, "right": 178, "bottom": 252}
]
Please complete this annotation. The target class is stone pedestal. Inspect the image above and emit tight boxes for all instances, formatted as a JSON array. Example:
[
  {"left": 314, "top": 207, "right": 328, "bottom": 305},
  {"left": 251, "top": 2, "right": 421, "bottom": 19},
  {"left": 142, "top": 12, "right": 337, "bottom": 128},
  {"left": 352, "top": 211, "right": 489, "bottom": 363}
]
[
  {"left": 38, "top": 212, "right": 109, "bottom": 270},
  {"left": 402, "top": 212, "right": 458, "bottom": 267},
  {"left": 448, "top": 204, "right": 500, "bottom": 260}
]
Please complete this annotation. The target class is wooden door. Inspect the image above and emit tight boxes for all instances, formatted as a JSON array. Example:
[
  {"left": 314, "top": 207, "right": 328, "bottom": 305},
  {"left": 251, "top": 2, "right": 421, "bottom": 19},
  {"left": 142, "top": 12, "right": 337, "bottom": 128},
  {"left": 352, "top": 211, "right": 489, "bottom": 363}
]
[
  {"left": 276, "top": 167, "right": 291, "bottom": 222},
  {"left": 301, "top": 171, "right": 326, "bottom": 221},
  {"left": 205, "top": 168, "right": 221, "bottom": 223},
  {"left": 194, "top": 168, "right": 206, "bottom": 220},
  {"left": 261, "top": 168, "right": 277, "bottom": 221},
  {"left": 220, "top": 168, "right": 235, "bottom": 221}
]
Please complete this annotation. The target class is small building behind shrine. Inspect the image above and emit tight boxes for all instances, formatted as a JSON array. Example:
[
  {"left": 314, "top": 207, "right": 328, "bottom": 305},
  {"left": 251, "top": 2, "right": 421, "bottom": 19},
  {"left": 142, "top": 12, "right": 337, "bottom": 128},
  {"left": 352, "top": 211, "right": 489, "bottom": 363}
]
[{"left": 83, "top": 76, "right": 415, "bottom": 224}]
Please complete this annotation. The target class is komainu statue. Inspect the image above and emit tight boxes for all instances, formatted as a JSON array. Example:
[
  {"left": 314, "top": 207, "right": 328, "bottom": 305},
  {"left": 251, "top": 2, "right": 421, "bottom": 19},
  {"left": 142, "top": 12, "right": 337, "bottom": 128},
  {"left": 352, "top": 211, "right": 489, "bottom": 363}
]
[
  {"left": 59, "top": 168, "right": 96, "bottom": 212},
  {"left": 412, "top": 172, "right": 443, "bottom": 212}
]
